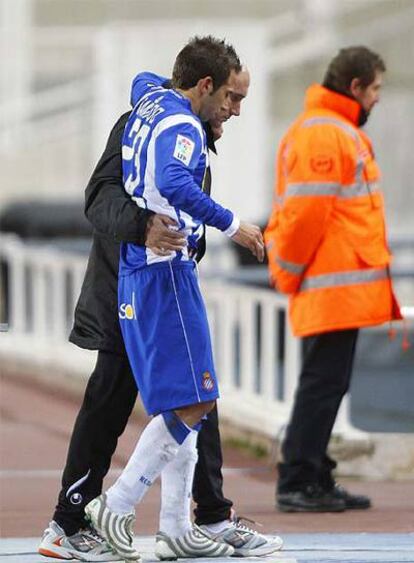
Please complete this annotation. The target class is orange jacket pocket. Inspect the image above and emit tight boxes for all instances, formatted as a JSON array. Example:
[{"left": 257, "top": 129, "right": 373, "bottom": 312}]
[{"left": 355, "top": 244, "right": 391, "bottom": 267}]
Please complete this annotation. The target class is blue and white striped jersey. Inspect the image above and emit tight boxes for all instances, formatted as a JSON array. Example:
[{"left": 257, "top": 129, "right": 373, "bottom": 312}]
[{"left": 120, "top": 72, "right": 239, "bottom": 272}]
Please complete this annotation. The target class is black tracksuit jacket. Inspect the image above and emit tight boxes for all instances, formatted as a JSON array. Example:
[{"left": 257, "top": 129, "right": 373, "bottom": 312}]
[{"left": 69, "top": 112, "right": 213, "bottom": 353}]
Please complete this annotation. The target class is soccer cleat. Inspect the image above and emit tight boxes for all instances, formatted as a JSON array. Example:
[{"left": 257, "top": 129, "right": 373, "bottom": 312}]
[
  {"left": 38, "top": 520, "right": 120, "bottom": 561},
  {"left": 155, "top": 524, "right": 234, "bottom": 560},
  {"left": 200, "top": 516, "right": 283, "bottom": 557},
  {"left": 85, "top": 494, "right": 141, "bottom": 562}
]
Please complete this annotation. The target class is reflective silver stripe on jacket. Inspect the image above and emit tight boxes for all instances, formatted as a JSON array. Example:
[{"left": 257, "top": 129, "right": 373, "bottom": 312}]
[
  {"left": 355, "top": 157, "right": 364, "bottom": 185},
  {"left": 285, "top": 180, "right": 379, "bottom": 199},
  {"left": 340, "top": 181, "right": 380, "bottom": 199},
  {"left": 302, "top": 116, "right": 359, "bottom": 141},
  {"left": 276, "top": 255, "right": 306, "bottom": 275},
  {"left": 300, "top": 267, "right": 388, "bottom": 291},
  {"left": 286, "top": 182, "right": 340, "bottom": 197}
]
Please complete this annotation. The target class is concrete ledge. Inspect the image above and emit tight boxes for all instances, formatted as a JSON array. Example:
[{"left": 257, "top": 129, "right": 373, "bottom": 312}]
[{"left": 2, "top": 355, "right": 414, "bottom": 480}]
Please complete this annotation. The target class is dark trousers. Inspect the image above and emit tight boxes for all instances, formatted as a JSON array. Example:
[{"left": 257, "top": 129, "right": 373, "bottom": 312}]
[
  {"left": 53, "top": 350, "right": 232, "bottom": 535},
  {"left": 278, "top": 328, "right": 359, "bottom": 493}
]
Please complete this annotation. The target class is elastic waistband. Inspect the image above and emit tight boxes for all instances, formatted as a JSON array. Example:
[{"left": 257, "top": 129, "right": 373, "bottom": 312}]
[{"left": 120, "top": 260, "right": 196, "bottom": 277}]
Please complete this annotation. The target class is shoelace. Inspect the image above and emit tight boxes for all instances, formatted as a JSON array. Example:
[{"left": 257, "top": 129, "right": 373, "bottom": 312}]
[
  {"left": 80, "top": 527, "right": 105, "bottom": 544},
  {"left": 232, "top": 515, "right": 263, "bottom": 535},
  {"left": 304, "top": 484, "right": 327, "bottom": 497},
  {"left": 82, "top": 526, "right": 118, "bottom": 554}
]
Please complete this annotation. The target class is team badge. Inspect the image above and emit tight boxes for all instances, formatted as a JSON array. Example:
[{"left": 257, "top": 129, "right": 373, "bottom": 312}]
[
  {"left": 173, "top": 134, "right": 195, "bottom": 166},
  {"left": 202, "top": 371, "right": 214, "bottom": 391}
]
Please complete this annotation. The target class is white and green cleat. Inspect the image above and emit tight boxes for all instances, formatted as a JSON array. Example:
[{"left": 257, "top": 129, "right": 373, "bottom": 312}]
[
  {"left": 85, "top": 493, "right": 141, "bottom": 563},
  {"left": 155, "top": 524, "right": 234, "bottom": 560}
]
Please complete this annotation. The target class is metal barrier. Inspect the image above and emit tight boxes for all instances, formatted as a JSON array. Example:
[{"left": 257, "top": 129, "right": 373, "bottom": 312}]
[{"left": 0, "top": 234, "right": 374, "bottom": 439}]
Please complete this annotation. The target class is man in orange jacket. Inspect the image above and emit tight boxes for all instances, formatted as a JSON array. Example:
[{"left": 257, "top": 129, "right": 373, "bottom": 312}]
[{"left": 265, "top": 46, "right": 402, "bottom": 512}]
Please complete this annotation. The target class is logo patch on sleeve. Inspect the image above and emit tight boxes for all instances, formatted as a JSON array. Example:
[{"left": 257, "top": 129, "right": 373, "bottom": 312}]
[{"left": 173, "top": 134, "right": 195, "bottom": 166}]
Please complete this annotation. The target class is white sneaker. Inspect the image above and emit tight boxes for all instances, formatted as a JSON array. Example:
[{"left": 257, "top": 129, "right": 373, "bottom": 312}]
[
  {"left": 155, "top": 524, "right": 234, "bottom": 560},
  {"left": 38, "top": 520, "right": 120, "bottom": 561},
  {"left": 85, "top": 493, "right": 141, "bottom": 562},
  {"left": 200, "top": 516, "right": 283, "bottom": 557}
]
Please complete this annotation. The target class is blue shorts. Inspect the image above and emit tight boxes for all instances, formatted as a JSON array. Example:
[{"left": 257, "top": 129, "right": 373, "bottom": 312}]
[{"left": 118, "top": 261, "right": 219, "bottom": 415}]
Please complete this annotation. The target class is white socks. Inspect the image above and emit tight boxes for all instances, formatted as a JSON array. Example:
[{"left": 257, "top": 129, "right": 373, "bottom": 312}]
[
  {"left": 106, "top": 412, "right": 201, "bottom": 539},
  {"left": 106, "top": 414, "right": 180, "bottom": 514},
  {"left": 159, "top": 430, "right": 198, "bottom": 537}
]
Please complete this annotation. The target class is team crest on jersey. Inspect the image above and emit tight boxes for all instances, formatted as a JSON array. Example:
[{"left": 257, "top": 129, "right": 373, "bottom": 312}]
[
  {"left": 173, "top": 134, "right": 194, "bottom": 166},
  {"left": 202, "top": 371, "right": 214, "bottom": 391}
]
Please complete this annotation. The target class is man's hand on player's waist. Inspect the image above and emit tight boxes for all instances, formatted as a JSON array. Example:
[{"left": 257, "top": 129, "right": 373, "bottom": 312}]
[{"left": 145, "top": 215, "right": 186, "bottom": 256}]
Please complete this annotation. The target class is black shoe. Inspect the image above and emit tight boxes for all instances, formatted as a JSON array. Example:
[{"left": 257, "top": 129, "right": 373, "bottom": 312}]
[
  {"left": 329, "top": 483, "right": 371, "bottom": 510},
  {"left": 277, "top": 484, "right": 346, "bottom": 513}
]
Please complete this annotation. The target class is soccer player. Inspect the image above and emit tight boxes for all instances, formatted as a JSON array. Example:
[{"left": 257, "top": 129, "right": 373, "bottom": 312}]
[{"left": 84, "top": 36, "right": 264, "bottom": 562}]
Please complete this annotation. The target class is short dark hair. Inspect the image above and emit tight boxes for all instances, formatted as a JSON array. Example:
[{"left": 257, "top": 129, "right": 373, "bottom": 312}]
[
  {"left": 323, "top": 46, "right": 386, "bottom": 94},
  {"left": 172, "top": 35, "right": 241, "bottom": 92}
]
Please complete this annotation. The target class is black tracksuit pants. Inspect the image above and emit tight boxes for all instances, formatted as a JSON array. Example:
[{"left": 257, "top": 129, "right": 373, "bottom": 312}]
[
  {"left": 278, "top": 328, "right": 359, "bottom": 493},
  {"left": 53, "top": 350, "right": 232, "bottom": 535}
]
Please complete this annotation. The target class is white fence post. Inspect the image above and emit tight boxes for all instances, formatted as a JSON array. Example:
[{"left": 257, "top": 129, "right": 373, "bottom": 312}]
[
  {"left": 50, "top": 258, "right": 68, "bottom": 341},
  {"left": 9, "top": 254, "right": 26, "bottom": 334},
  {"left": 239, "top": 296, "right": 257, "bottom": 395},
  {"left": 261, "top": 297, "right": 278, "bottom": 401},
  {"left": 217, "top": 288, "right": 237, "bottom": 392},
  {"left": 31, "top": 260, "right": 48, "bottom": 338},
  {"left": 284, "top": 323, "right": 301, "bottom": 405}
]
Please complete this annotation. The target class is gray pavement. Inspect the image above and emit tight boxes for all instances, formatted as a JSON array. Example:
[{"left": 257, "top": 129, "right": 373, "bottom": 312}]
[
  {"left": 2, "top": 368, "right": 414, "bottom": 563},
  {"left": 1, "top": 534, "right": 414, "bottom": 563}
]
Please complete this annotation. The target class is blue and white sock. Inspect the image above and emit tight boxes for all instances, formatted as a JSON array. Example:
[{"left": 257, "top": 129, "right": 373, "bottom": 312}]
[
  {"left": 106, "top": 412, "right": 190, "bottom": 514},
  {"left": 159, "top": 429, "right": 198, "bottom": 537}
]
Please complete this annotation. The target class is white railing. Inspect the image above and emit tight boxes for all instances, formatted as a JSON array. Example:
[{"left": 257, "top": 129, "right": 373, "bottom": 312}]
[
  {"left": 202, "top": 281, "right": 301, "bottom": 436},
  {"left": 0, "top": 234, "right": 365, "bottom": 439},
  {"left": 0, "top": 235, "right": 94, "bottom": 372}
]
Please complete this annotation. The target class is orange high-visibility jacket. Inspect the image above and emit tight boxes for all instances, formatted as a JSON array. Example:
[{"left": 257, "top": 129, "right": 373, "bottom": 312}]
[{"left": 264, "top": 84, "right": 402, "bottom": 337}]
